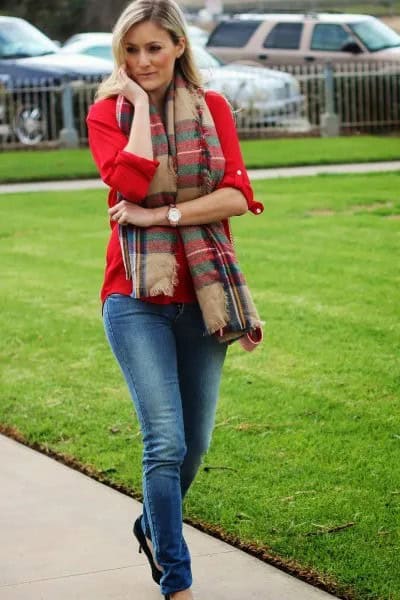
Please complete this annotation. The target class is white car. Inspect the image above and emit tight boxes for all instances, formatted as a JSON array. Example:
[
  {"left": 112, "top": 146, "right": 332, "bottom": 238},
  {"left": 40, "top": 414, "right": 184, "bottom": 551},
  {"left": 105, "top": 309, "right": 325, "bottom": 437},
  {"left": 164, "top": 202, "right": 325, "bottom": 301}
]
[
  {"left": 195, "top": 44, "right": 306, "bottom": 128},
  {"left": 61, "top": 33, "right": 307, "bottom": 129},
  {"left": 61, "top": 33, "right": 114, "bottom": 62}
]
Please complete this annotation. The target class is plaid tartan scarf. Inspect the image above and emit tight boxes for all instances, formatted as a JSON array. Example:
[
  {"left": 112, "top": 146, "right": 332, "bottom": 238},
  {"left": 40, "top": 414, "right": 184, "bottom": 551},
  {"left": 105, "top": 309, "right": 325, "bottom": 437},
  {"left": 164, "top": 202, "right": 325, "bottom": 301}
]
[{"left": 116, "top": 72, "right": 261, "bottom": 343}]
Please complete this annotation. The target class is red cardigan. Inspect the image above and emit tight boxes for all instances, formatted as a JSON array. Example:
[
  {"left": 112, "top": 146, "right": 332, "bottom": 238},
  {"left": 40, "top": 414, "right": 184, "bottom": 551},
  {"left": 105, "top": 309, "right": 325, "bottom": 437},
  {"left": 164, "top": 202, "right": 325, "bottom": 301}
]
[{"left": 86, "top": 91, "right": 264, "bottom": 304}]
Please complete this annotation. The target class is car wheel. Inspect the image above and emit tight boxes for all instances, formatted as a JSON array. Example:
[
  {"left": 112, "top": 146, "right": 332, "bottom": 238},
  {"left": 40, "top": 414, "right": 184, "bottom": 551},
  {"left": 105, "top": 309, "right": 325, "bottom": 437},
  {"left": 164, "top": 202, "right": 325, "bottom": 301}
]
[{"left": 13, "top": 102, "right": 47, "bottom": 145}]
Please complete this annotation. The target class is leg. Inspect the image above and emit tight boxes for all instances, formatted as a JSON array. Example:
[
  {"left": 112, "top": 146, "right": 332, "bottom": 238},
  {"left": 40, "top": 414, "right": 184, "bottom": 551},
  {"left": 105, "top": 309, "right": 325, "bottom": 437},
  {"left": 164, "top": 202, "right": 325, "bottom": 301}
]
[
  {"left": 103, "top": 294, "right": 192, "bottom": 595},
  {"left": 174, "top": 303, "right": 228, "bottom": 499}
]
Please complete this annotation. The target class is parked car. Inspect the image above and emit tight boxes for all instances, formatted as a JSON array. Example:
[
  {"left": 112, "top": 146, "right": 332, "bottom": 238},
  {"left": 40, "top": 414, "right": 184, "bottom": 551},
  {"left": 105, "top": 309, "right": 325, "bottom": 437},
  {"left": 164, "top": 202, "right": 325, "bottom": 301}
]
[
  {"left": 195, "top": 45, "right": 307, "bottom": 129},
  {"left": 61, "top": 33, "right": 307, "bottom": 130},
  {"left": 206, "top": 13, "right": 400, "bottom": 67},
  {"left": 61, "top": 33, "right": 114, "bottom": 61},
  {"left": 61, "top": 25, "right": 209, "bottom": 60},
  {"left": 0, "top": 16, "right": 112, "bottom": 144}
]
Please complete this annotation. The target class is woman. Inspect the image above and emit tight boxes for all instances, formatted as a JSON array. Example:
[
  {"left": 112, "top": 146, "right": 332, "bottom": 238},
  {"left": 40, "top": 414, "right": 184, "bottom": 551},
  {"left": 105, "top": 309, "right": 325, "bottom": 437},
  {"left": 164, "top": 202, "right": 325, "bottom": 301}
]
[{"left": 87, "top": 1, "right": 263, "bottom": 598}]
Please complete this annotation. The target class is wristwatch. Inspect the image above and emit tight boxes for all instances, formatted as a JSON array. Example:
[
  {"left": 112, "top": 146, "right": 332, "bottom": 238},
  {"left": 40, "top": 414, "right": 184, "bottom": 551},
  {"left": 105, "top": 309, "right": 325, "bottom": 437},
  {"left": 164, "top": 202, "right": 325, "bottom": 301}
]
[{"left": 167, "top": 203, "right": 182, "bottom": 226}]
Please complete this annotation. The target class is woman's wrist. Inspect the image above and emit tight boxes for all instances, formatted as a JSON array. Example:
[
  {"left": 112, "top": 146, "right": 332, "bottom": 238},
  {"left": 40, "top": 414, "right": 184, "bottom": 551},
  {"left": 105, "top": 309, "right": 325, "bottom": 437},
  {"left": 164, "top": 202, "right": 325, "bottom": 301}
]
[
  {"left": 151, "top": 206, "right": 170, "bottom": 226},
  {"left": 133, "top": 98, "right": 149, "bottom": 109}
]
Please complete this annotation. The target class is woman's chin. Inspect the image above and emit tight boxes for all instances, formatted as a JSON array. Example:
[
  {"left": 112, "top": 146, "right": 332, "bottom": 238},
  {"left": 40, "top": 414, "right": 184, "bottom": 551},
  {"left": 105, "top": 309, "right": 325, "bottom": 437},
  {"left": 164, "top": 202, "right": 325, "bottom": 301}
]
[{"left": 139, "top": 81, "right": 161, "bottom": 94}]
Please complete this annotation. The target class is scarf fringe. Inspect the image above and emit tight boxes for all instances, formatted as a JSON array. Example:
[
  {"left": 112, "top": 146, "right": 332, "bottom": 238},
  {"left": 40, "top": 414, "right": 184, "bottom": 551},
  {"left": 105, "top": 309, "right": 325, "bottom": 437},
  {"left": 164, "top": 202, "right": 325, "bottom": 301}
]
[
  {"left": 141, "top": 254, "right": 178, "bottom": 298},
  {"left": 196, "top": 282, "right": 229, "bottom": 335},
  {"left": 148, "top": 274, "right": 178, "bottom": 297}
]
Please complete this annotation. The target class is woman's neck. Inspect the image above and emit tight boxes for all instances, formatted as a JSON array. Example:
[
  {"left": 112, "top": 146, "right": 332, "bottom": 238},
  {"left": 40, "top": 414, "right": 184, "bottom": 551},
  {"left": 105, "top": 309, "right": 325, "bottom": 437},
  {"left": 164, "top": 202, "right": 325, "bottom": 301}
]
[
  {"left": 149, "top": 79, "right": 173, "bottom": 116},
  {"left": 149, "top": 92, "right": 164, "bottom": 115}
]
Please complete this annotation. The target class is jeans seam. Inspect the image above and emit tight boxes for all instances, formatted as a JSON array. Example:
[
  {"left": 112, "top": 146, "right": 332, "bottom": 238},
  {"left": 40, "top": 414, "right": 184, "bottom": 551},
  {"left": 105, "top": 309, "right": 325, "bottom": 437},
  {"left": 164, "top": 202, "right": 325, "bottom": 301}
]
[{"left": 143, "top": 477, "right": 160, "bottom": 568}]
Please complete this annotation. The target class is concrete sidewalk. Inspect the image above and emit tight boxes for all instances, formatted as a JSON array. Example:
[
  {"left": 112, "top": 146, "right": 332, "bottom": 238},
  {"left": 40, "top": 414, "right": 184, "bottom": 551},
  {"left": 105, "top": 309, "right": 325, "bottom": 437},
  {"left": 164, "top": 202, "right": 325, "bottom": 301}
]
[
  {"left": 0, "top": 434, "right": 337, "bottom": 600},
  {"left": 0, "top": 160, "right": 399, "bottom": 194}
]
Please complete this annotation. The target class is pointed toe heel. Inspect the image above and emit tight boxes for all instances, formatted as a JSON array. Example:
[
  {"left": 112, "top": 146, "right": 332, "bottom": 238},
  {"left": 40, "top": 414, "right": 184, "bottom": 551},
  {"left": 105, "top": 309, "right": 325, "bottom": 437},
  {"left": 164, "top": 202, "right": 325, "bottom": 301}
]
[{"left": 132, "top": 516, "right": 162, "bottom": 585}]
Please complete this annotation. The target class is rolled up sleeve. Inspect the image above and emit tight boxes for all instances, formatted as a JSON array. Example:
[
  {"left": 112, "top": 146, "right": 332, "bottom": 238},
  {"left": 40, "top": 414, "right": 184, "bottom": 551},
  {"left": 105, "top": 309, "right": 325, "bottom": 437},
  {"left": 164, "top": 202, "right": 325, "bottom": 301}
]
[
  {"left": 87, "top": 99, "right": 159, "bottom": 203},
  {"left": 206, "top": 91, "right": 264, "bottom": 216}
]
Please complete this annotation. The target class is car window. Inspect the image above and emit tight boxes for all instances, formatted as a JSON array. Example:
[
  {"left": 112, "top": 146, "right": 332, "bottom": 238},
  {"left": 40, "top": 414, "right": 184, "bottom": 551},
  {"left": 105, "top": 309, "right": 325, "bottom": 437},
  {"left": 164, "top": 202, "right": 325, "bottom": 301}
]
[
  {"left": 207, "top": 21, "right": 260, "bottom": 48},
  {"left": 263, "top": 23, "right": 303, "bottom": 50},
  {"left": 86, "top": 45, "right": 112, "bottom": 61},
  {"left": 349, "top": 19, "right": 400, "bottom": 51},
  {"left": 311, "top": 24, "right": 353, "bottom": 51}
]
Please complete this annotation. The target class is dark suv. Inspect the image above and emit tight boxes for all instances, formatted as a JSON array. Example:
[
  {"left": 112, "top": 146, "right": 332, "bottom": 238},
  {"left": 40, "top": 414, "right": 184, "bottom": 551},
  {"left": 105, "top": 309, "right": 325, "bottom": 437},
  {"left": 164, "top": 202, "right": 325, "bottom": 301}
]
[{"left": 0, "top": 16, "right": 112, "bottom": 145}]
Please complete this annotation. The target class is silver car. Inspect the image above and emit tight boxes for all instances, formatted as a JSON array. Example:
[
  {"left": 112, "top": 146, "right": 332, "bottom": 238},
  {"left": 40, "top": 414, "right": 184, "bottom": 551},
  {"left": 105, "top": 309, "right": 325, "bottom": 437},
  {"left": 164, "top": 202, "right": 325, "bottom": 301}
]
[{"left": 194, "top": 44, "right": 307, "bottom": 129}]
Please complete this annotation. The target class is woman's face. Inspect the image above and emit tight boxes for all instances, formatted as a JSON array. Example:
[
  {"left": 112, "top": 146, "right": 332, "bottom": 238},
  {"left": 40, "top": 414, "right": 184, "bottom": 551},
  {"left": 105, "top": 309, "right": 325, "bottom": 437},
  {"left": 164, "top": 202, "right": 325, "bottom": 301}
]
[{"left": 123, "top": 20, "right": 185, "bottom": 101}]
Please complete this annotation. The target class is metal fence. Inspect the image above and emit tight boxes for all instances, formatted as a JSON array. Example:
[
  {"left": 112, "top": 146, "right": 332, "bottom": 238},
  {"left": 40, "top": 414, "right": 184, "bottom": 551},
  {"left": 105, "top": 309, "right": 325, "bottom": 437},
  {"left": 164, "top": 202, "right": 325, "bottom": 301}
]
[
  {"left": 217, "top": 61, "right": 400, "bottom": 137},
  {"left": 1, "top": 62, "right": 400, "bottom": 150},
  {"left": 274, "top": 61, "right": 400, "bottom": 133},
  {"left": 0, "top": 76, "right": 100, "bottom": 150}
]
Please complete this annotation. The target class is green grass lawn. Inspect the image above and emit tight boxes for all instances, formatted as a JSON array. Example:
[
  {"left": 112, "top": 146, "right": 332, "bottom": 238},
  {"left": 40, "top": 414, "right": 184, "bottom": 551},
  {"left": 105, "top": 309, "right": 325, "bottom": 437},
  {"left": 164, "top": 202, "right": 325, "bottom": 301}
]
[
  {"left": 1, "top": 173, "right": 399, "bottom": 599},
  {"left": 1, "top": 135, "right": 399, "bottom": 183}
]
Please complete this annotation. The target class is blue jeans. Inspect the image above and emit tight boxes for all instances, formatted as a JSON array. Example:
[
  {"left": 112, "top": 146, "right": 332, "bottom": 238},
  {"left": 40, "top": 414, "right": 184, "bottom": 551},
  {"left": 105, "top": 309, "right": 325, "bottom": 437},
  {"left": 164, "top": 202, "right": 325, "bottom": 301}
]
[{"left": 102, "top": 294, "right": 227, "bottom": 595}]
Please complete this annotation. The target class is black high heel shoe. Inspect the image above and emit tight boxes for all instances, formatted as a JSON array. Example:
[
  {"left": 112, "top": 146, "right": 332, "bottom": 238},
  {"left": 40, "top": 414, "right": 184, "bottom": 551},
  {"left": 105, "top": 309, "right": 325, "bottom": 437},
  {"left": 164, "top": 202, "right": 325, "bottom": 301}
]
[{"left": 133, "top": 516, "right": 163, "bottom": 585}]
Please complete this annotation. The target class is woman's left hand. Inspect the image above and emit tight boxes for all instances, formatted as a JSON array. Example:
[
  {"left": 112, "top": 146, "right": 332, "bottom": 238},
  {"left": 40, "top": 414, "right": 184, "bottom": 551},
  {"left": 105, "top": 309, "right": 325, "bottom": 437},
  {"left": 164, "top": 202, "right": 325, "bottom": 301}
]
[{"left": 108, "top": 200, "right": 156, "bottom": 227}]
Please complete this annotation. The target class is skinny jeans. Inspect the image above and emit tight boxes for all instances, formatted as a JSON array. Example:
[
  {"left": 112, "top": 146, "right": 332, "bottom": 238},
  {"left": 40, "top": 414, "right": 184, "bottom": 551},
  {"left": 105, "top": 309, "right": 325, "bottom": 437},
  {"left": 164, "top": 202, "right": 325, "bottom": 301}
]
[{"left": 102, "top": 293, "right": 227, "bottom": 595}]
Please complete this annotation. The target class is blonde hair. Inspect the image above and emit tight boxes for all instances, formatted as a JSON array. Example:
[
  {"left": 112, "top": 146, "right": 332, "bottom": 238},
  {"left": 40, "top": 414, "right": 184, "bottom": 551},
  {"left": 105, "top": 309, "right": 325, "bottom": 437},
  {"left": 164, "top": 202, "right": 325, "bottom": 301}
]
[{"left": 96, "top": 0, "right": 203, "bottom": 100}]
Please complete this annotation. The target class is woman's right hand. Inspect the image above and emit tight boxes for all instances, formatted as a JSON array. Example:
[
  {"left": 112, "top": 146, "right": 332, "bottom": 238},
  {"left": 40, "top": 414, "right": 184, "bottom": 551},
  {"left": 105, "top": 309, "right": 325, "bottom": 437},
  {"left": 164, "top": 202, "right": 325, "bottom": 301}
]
[{"left": 115, "top": 65, "right": 149, "bottom": 106}]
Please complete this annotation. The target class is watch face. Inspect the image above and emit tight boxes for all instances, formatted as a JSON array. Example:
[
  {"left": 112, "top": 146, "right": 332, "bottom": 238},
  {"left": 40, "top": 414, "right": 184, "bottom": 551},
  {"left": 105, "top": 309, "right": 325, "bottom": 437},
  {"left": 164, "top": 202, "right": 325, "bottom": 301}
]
[{"left": 168, "top": 207, "right": 181, "bottom": 224}]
